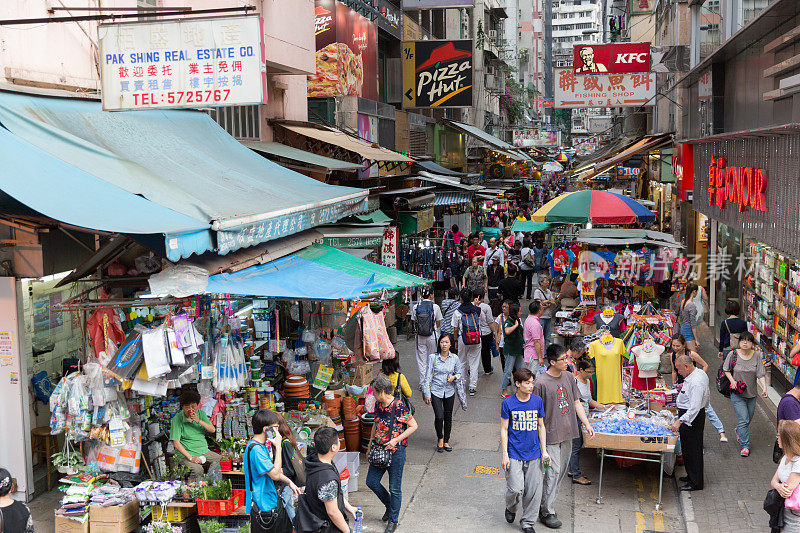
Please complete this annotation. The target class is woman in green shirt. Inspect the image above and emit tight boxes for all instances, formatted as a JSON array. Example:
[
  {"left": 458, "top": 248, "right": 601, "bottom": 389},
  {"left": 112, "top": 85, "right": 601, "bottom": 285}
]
[
  {"left": 170, "top": 389, "right": 220, "bottom": 480},
  {"left": 501, "top": 302, "right": 525, "bottom": 397}
]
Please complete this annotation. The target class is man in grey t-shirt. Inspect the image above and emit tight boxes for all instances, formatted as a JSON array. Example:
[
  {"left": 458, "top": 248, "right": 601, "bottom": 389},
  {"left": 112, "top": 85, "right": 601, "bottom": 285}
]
[{"left": 532, "top": 344, "right": 595, "bottom": 529}]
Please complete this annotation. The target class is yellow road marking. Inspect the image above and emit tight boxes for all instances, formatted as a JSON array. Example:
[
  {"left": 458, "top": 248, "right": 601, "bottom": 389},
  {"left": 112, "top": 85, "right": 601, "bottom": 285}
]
[
  {"left": 635, "top": 511, "right": 646, "bottom": 533},
  {"left": 653, "top": 510, "right": 664, "bottom": 531}
]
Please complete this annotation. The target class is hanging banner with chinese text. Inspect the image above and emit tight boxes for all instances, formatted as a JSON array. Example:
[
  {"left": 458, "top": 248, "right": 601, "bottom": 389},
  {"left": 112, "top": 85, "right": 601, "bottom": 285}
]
[
  {"left": 381, "top": 226, "right": 398, "bottom": 268},
  {"left": 554, "top": 68, "right": 655, "bottom": 109},
  {"left": 98, "top": 15, "right": 266, "bottom": 111}
]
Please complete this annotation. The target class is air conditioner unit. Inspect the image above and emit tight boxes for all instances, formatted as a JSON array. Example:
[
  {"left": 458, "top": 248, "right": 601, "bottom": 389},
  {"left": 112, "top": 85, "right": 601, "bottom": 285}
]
[
  {"left": 488, "top": 30, "right": 498, "bottom": 40},
  {"left": 486, "top": 74, "right": 496, "bottom": 90}
]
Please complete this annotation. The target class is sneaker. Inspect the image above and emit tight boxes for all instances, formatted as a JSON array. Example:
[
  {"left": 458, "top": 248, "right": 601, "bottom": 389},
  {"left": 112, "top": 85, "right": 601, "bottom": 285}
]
[
  {"left": 719, "top": 433, "right": 728, "bottom": 442},
  {"left": 741, "top": 448, "right": 750, "bottom": 457},
  {"left": 469, "top": 388, "right": 476, "bottom": 396},
  {"left": 505, "top": 508, "right": 515, "bottom": 524},
  {"left": 523, "top": 528, "right": 536, "bottom": 533},
  {"left": 540, "top": 513, "right": 562, "bottom": 529}
]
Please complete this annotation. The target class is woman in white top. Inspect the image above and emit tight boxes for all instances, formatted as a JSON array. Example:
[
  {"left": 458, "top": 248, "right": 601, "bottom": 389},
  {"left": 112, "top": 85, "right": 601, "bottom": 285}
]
[
  {"left": 569, "top": 357, "right": 605, "bottom": 485},
  {"left": 771, "top": 420, "right": 800, "bottom": 532}
]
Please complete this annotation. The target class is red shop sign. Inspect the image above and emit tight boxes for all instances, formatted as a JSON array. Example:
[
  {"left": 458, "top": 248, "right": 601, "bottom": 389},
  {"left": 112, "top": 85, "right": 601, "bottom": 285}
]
[{"left": 707, "top": 156, "right": 767, "bottom": 212}]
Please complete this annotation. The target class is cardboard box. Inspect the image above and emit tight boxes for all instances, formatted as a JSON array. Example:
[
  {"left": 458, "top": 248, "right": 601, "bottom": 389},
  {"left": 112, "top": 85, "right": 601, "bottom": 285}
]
[
  {"left": 582, "top": 429, "right": 677, "bottom": 453},
  {"left": 54, "top": 514, "right": 89, "bottom": 533},
  {"left": 89, "top": 500, "right": 140, "bottom": 533}
]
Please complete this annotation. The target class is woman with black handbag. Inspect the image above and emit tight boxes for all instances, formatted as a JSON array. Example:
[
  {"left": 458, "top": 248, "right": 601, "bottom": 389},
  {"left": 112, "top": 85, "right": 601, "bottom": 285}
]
[
  {"left": 366, "top": 374, "right": 418, "bottom": 533},
  {"left": 245, "top": 410, "right": 301, "bottom": 533}
]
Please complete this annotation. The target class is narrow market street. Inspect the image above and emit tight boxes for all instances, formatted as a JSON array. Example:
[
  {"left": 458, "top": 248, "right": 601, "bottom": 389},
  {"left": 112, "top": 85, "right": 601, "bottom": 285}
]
[{"left": 347, "top": 323, "right": 776, "bottom": 533}]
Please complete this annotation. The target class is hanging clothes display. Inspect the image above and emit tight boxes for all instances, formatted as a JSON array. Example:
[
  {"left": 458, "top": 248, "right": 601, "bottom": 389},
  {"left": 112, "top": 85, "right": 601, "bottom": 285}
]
[
  {"left": 594, "top": 307, "right": 625, "bottom": 338},
  {"left": 589, "top": 335, "right": 625, "bottom": 404},
  {"left": 547, "top": 247, "right": 575, "bottom": 277}
]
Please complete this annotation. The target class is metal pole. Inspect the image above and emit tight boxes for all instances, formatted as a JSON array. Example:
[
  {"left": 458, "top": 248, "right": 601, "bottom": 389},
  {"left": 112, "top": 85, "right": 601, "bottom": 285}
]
[
  {"left": 0, "top": 5, "right": 255, "bottom": 26},
  {"left": 596, "top": 448, "right": 605, "bottom": 504},
  {"left": 657, "top": 452, "right": 664, "bottom": 511}
]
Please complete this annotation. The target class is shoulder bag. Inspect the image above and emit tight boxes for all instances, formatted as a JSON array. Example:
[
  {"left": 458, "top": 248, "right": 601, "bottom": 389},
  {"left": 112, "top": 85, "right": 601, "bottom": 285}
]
[
  {"left": 394, "top": 373, "right": 415, "bottom": 415},
  {"left": 246, "top": 442, "right": 292, "bottom": 533},
  {"left": 716, "top": 351, "right": 738, "bottom": 397},
  {"left": 367, "top": 399, "right": 398, "bottom": 469}
]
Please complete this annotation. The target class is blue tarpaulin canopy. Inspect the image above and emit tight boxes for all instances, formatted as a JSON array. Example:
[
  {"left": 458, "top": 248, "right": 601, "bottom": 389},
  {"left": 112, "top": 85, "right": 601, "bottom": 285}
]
[
  {"left": 0, "top": 91, "right": 368, "bottom": 260},
  {"left": 206, "top": 243, "right": 428, "bottom": 300}
]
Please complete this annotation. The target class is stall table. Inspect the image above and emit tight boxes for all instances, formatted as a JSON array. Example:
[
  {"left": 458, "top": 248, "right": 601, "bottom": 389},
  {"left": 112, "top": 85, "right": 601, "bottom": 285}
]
[{"left": 582, "top": 419, "right": 677, "bottom": 510}]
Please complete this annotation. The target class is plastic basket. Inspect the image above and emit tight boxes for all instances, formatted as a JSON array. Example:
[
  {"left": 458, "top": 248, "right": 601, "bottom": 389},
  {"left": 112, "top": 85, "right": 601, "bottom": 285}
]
[
  {"left": 196, "top": 489, "right": 245, "bottom": 516},
  {"left": 151, "top": 504, "right": 197, "bottom": 522}
]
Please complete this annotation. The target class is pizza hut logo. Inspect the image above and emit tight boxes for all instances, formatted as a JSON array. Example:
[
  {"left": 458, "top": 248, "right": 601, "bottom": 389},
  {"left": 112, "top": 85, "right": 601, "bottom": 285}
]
[
  {"left": 416, "top": 42, "right": 472, "bottom": 106},
  {"left": 315, "top": 6, "right": 332, "bottom": 35}
]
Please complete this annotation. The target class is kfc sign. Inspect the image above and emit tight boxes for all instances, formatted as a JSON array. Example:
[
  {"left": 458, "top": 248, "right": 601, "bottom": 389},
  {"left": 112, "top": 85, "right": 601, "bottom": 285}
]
[
  {"left": 573, "top": 43, "right": 651, "bottom": 74},
  {"left": 707, "top": 157, "right": 767, "bottom": 212}
]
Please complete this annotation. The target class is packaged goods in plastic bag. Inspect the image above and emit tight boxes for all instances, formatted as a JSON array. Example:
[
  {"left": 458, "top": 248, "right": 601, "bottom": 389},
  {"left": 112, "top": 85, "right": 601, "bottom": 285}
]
[
  {"left": 105, "top": 327, "right": 145, "bottom": 381},
  {"left": 148, "top": 264, "right": 208, "bottom": 298},
  {"left": 287, "top": 360, "right": 311, "bottom": 376},
  {"left": 96, "top": 444, "right": 120, "bottom": 472},
  {"left": 142, "top": 326, "right": 171, "bottom": 378},
  {"left": 302, "top": 329, "right": 317, "bottom": 343},
  {"left": 314, "top": 339, "right": 331, "bottom": 361}
]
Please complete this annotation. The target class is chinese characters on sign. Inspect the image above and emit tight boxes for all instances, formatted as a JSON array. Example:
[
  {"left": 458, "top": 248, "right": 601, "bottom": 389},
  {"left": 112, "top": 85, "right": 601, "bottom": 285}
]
[
  {"left": 98, "top": 15, "right": 265, "bottom": 111},
  {"left": 381, "top": 226, "right": 398, "bottom": 268},
  {"left": 555, "top": 68, "right": 655, "bottom": 108},
  {"left": 707, "top": 157, "right": 767, "bottom": 212},
  {"left": 213, "top": 196, "right": 368, "bottom": 256},
  {"left": 512, "top": 129, "right": 561, "bottom": 147}
]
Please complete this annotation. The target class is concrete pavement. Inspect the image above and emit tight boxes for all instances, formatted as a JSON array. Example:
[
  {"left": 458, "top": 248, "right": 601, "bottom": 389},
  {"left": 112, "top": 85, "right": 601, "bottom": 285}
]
[{"left": 350, "top": 336, "right": 682, "bottom": 533}]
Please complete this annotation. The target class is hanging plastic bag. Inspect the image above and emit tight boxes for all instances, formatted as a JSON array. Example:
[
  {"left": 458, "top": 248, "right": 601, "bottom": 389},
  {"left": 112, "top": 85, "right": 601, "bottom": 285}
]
[
  {"left": 166, "top": 329, "right": 186, "bottom": 366},
  {"left": 142, "top": 326, "right": 171, "bottom": 378},
  {"left": 692, "top": 290, "right": 707, "bottom": 327}
]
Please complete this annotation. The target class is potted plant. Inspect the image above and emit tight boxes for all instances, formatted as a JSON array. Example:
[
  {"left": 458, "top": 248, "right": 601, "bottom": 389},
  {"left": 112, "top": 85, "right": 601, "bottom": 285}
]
[
  {"left": 51, "top": 450, "right": 84, "bottom": 475},
  {"left": 218, "top": 438, "right": 235, "bottom": 471},
  {"left": 232, "top": 439, "right": 247, "bottom": 469},
  {"left": 198, "top": 520, "right": 224, "bottom": 533}
]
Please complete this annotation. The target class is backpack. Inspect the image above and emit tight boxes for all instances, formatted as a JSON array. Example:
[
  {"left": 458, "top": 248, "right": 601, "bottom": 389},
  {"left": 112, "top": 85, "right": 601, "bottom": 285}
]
[
  {"left": 415, "top": 301, "right": 435, "bottom": 337},
  {"left": 460, "top": 309, "right": 481, "bottom": 345},
  {"left": 522, "top": 250, "right": 535, "bottom": 267}
]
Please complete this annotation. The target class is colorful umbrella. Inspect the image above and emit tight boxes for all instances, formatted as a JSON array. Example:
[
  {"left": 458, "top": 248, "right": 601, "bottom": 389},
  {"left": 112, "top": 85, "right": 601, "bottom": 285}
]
[
  {"left": 543, "top": 161, "right": 564, "bottom": 172},
  {"left": 556, "top": 152, "right": 569, "bottom": 163},
  {"left": 530, "top": 190, "right": 655, "bottom": 224}
]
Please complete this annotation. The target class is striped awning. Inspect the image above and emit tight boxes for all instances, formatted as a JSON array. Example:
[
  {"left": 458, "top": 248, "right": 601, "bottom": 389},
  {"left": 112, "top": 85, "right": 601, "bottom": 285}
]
[{"left": 422, "top": 191, "right": 473, "bottom": 207}]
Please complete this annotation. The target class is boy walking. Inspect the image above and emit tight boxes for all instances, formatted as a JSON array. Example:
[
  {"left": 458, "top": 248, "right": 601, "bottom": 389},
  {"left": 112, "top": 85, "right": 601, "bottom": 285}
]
[{"left": 501, "top": 368, "right": 550, "bottom": 533}]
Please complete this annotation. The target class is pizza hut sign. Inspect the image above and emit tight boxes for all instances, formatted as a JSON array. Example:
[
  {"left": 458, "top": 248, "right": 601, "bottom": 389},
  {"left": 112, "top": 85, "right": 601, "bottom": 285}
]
[
  {"left": 412, "top": 40, "right": 473, "bottom": 107},
  {"left": 707, "top": 156, "right": 767, "bottom": 212}
]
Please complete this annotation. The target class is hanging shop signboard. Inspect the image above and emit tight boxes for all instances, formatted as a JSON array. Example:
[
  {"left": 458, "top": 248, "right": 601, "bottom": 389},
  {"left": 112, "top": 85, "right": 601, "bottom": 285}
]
[
  {"left": 630, "top": 0, "right": 654, "bottom": 15},
  {"left": 707, "top": 157, "right": 768, "bottom": 212},
  {"left": 512, "top": 129, "right": 561, "bottom": 147},
  {"left": 672, "top": 143, "right": 693, "bottom": 201},
  {"left": 698, "top": 70, "right": 712, "bottom": 101},
  {"left": 375, "top": 0, "right": 402, "bottom": 40},
  {"left": 402, "top": 0, "right": 474, "bottom": 8},
  {"left": 555, "top": 68, "right": 655, "bottom": 109},
  {"left": 98, "top": 15, "right": 266, "bottom": 111},
  {"left": 309, "top": 0, "right": 378, "bottom": 100},
  {"left": 617, "top": 166, "right": 641, "bottom": 177},
  {"left": 697, "top": 213, "right": 709, "bottom": 243},
  {"left": 214, "top": 195, "right": 369, "bottom": 256},
  {"left": 381, "top": 226, "right": 398, "bottom": 268},
  {"left": 416, "top": 208, "right": 435, "bottom": 233},
  {"left": 322, "top": 235, "right": 382, "bottom": 248},
  {"left": 573, "top": 43, "right": 651, "bottom": 75},
  {"left": 402, "top": 40, "right": 473, "bottom": 108}
]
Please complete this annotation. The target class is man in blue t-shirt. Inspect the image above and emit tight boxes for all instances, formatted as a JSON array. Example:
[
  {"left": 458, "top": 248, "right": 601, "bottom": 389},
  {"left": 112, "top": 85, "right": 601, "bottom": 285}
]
[
  {"left": 244, "top": 410, "right": 301, "bottom": 530},
  {"left": 501, "top": 367, "right": 550, "bottom": 533}
]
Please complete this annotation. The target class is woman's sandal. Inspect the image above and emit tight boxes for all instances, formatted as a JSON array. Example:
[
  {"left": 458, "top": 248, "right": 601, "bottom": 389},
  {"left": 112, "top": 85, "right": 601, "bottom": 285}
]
[{"left": 443, "top": 445, "right": 453, "bottom": 452}]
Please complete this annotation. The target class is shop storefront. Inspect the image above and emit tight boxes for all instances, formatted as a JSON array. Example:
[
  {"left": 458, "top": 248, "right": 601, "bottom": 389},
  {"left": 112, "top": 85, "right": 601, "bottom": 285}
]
[{"left": 691, "top": 134, "right": 800, "bottom": 395}]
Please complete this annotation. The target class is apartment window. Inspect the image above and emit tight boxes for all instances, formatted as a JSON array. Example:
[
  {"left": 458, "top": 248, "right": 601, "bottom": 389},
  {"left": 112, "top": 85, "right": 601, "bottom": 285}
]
[{"left": 206, "top": 105, "right": 260, "bottom": 140}]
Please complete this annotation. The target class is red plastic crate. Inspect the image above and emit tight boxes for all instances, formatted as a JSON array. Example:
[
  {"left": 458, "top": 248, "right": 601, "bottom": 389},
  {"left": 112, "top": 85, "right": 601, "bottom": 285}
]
[{"left": 196, "top": 489, "right": 245, "bottom": 516}]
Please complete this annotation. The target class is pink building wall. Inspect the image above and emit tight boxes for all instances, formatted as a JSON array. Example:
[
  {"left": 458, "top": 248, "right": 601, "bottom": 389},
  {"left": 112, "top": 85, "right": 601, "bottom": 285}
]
[{"left": 0, "top": 0, "right": 314, "bottom": 140}]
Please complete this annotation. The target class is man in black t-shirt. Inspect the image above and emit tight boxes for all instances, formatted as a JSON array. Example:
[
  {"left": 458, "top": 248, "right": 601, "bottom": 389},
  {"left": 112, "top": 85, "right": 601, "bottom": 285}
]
[{"left": 498, "top": 264, "right": 524, "bottom": 305}]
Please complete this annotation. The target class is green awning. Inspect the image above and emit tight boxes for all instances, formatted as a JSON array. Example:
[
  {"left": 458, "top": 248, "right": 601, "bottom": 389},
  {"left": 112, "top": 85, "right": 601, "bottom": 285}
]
[
  {"left": 511, "top": 220, "right": 552, "bottom": 232},
  {"left": 355, "top": 210, "right": 393, "bottom": 224},
  {"left": 242, "top": 141, "right": 363, "bottom": 171},
  {"left": 206, "top": 243, "right": 428, "bottom": 299}
]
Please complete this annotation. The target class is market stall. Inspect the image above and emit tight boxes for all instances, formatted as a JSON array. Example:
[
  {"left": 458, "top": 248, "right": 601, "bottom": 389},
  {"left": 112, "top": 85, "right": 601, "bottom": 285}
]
[{"left": 47, "top": 241, "right": 428, "bottom": 532}]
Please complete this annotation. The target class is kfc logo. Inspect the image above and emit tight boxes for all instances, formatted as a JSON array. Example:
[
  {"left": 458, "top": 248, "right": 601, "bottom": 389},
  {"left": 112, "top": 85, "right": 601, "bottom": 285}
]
[{"left": 574, "top": 43, "right": 650, "bottom": 74}]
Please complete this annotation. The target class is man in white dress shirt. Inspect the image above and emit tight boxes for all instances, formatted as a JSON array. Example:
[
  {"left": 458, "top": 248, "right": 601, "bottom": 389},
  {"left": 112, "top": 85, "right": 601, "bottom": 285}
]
[{"left": 671, "top": 355, "right": 709, "bottom": 491}]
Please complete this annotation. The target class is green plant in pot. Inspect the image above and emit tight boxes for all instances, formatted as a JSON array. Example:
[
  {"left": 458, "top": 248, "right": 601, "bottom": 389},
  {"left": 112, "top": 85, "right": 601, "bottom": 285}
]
[
  {"left": 51, "top": 450, "right": 85, "bottom": 475},
  {"left": 218, "top": 438, "right": 236, "bottom": 471},
  {"left": 198, "top": 519, "right": 224, "bottom": 533}
]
